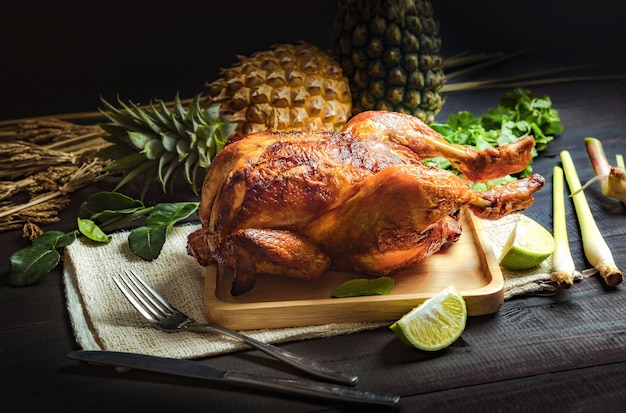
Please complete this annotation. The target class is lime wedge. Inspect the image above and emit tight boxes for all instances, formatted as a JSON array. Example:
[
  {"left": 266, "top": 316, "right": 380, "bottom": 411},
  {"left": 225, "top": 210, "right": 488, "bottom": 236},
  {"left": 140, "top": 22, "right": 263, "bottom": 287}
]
[
  {"left": 390, "top": 285, "right": 467, "bottom": 351},
  {"left": 331, "top": 276, "right": 394, "bottom": 298},
  {"left": 499, "top": 215, "right": 554, "bottom": 270}
]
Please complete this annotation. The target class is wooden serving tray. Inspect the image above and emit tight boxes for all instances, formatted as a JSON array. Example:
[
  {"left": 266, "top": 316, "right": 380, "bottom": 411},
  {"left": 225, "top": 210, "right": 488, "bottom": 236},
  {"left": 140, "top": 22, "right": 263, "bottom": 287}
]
[{"left": 204, "top": 209, "right": 504, "bottom": 330}]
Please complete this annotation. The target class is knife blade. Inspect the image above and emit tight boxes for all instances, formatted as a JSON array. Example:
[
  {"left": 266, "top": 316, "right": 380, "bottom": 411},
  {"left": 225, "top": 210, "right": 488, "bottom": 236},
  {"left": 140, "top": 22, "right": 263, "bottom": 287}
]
[{"left": 68, "top": 350, "right": 399, "bottom": 406}]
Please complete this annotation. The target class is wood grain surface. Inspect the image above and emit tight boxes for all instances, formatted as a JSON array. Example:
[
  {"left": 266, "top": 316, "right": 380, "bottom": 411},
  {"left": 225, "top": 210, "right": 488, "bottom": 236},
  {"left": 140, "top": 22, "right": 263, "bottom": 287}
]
[
  {"left": 204, "top": 210, "right": 504, "bottom": 329},
  {"left": 1, "top": 3, "right": 625, "bottom": 409}
]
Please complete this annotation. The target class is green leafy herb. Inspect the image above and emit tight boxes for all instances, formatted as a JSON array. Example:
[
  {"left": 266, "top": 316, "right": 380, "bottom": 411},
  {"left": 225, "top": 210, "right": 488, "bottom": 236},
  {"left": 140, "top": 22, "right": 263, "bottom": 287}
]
[
  {"left": 8, "top": 191, "right": 198, "bottom": 287},
  {"left": 430, "top": 88, "right": 563, "bottom": 189},
  {"left": 9, "top": 231, "right": 76, "bottom": 287},
  {"left": 128, "top": 202, "right": 199, "bottom": 261},
  {"left": 77, "top": 218, "right": 111, "bottom": 242},
  {"left": 331, "top": 276, "right": 395, "bottom": 298},
  {"left": 128, "top": 225, "right": 168, "bottom": 261}
]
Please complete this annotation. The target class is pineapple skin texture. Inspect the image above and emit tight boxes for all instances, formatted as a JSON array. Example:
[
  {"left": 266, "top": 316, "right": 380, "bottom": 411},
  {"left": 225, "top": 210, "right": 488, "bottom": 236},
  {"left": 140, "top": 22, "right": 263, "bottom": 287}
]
[
  {"left": 331, "top": 0, "right": 446, "bottom": 124},
  {"left": 203, "top": 42, "right": 352, "bottom": 141}
]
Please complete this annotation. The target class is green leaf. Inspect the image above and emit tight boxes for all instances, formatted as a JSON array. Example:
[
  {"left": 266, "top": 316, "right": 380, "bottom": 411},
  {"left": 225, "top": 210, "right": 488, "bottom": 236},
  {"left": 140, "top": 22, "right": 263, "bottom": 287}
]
[
  {"left": 126, "top": 202, "right": 198, "bottom": 260},
  {"left": 79, "top": 191, "right": 144, "bottom": 219},
  {"left": 331, "top": 277, "right": 395, "bottom": 298},
  {"left": 433, "top": 88, "right": 562, "bottom": 188},
  {"left": 77, "top": 218, "right": 111, "bottom": 243},
  {"left": 7, "top": 189, "right": 199, "bottom": 286},
  {"left": 146, "top": 202, "right": 199, "bottom": 227},
  {"left": 8, "top": 229, "right": 78, "bottom": 286},
  {"left": 9, "top": 246, "right": 61, "bottom": 286},
  {"left": 430, "top": 123, "right": 453, "bottom": 134},
  {"left": 56, "top": 231, "right": 78, "bottom": 248},
  {"left": 31, "top": 230, "right": 68, "bottom": 249},
  {"left": 89, "top": 207, "right": 148, "bottom": 225},
  {"left": 424, "top": 156, "right": 452, "bottom": 170},
  {"left": 128, "top": 225, "right": 168, "bottom": 261}
]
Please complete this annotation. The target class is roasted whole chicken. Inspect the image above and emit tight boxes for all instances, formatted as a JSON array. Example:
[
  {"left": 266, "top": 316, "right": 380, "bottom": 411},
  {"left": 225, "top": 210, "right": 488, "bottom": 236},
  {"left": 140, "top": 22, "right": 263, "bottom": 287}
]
[{"left": 187, "top": 111, "right": 545, "bottom": 296}]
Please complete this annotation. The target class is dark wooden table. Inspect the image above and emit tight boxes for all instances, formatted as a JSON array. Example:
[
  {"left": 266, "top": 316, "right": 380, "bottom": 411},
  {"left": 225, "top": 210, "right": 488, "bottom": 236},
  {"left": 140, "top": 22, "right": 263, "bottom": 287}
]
[
  {"left": 2, "top": 2, "right": 626, "bottom": 412},
  {"left": 2, "top": 78, "right": 626, "bottom": 413}
]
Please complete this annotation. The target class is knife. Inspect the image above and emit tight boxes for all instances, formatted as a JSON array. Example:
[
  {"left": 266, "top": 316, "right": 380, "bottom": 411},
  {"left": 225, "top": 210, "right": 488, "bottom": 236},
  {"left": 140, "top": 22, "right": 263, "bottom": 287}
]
[{"left": 68, "top": 350, "right": 399, "bottom": 406}]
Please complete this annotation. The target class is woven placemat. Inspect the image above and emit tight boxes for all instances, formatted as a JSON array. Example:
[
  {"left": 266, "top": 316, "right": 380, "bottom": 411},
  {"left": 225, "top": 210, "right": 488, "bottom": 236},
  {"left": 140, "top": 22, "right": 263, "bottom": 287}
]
[{"left": 63, "top": 215, "right": 556, "bottom": 359}]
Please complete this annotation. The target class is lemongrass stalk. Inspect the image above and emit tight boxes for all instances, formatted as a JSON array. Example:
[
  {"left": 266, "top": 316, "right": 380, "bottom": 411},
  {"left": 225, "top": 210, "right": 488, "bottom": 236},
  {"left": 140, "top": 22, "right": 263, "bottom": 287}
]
[
  {"left": 560, "top": 150, "right": 623, "bottom": 286},
  {"left": 582, "top": 137, "right": 626, "bottom": 204},
  {"left": 616, "top": 152, "right": 625, "bottom": 206},
  {"left": 551, "top": 166, "right": 578, "bottom": 288}
]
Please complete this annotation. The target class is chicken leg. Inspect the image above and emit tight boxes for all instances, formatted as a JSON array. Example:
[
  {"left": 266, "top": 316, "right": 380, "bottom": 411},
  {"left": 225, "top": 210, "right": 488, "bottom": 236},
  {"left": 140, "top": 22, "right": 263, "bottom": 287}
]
[
  {"left": 228, "top": 229, "right": 330, "bottom": 296},
  {"left": 342, "top": 110, "right": 535, "bottom": 182}
]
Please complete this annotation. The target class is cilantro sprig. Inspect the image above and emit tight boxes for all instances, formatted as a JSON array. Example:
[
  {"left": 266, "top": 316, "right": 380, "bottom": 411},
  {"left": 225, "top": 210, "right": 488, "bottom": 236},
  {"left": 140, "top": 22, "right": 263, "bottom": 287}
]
[
  {"left": 9, "top": 191, "right": 198, "bottom": 287},
  {"left": 430, "top": 88, "right": 563, "bottom": 189}
]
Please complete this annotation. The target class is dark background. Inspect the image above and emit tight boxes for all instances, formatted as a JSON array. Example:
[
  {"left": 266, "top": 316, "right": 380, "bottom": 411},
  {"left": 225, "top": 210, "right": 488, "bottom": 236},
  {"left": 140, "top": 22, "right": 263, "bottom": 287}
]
[{"left": 1, "top": 0, "right": 624, "bottom": 122}]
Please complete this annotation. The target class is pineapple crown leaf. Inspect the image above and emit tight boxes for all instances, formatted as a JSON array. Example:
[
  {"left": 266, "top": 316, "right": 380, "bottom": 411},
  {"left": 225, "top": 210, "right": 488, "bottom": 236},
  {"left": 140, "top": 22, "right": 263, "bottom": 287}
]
[
  {"left": 153, "top": 99, "right": 177, "bottom": 130},
  {"left": 158, "top": 152, "right": 178, "bottom": 192},
  {"left": 97, "top": 93, "right": 235, "bottom": 197},
  {"left": 204, "top": 103, "right": 221, "bottom": 122},
  {"left": 143, "top": 139, "right": 165, "bottom": 160},
  {"left": 106, "top": 96, "right": 153, "bottom": 133},
  {"left": 95, "top": 141, "right": 136, "bottom": 161},
  {"left": 97, "top": 123, "right": 136, "bottom": 146},
  {"left": 176, "top": 140, "right": 190, "bottom": 160},
  {"left": 110, "top": 157, "right": 158, "bottom": 193},
  {"left": 127, "top": 100, "right": 165, "bottom": 133},
  {"left": 161, "top": 132, "right": 180, "bottom": 152},
  {"left": 101, "top": 152, "right": 147, "bottom": 173},
  {"left": 128, "top": 131, "right": 158, "bottom": 152},
  {"left": 184, "top": 152, "right": 201, "bottom": 194}
]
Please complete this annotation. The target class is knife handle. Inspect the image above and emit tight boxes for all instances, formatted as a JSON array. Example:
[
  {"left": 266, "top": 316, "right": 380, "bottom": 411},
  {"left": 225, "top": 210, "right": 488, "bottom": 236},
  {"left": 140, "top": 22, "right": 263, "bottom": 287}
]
[{"left": 223, "top": 370, "right": 400, "bottom": 406}]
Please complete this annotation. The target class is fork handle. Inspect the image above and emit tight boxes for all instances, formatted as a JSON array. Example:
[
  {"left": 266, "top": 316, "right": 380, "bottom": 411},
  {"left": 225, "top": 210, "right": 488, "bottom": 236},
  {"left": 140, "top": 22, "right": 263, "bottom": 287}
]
[
  {"left": 188, "top": 324, "right": 359, "bottom": 385},
  {"left": 224, "top": 370, "right": 398, "bottom": 406}
]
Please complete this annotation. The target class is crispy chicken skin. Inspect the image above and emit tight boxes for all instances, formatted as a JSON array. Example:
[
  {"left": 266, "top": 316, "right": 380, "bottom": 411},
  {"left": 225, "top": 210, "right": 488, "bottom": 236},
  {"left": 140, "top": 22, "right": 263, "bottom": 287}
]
[
  {"left": 187, "top": 111, "right": 545, "bottom": 295},
  {"left": 343, "top": 111, "right": 536, "bottom": 182}
]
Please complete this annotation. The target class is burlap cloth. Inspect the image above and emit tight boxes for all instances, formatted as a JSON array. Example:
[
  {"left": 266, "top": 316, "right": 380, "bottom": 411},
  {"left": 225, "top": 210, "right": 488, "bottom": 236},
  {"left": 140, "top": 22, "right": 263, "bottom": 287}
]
[{"left": 63, "top": 214, "right": 559, "bottom": 359}]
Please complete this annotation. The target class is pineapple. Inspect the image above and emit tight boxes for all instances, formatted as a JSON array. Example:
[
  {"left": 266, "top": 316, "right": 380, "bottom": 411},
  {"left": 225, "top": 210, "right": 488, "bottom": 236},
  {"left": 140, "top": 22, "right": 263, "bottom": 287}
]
[
  {"left": 203, "top": 42, "right": 352, "bottom": 140},
  {"left": 331, "top": 0, "right": 446, "bottom": 124},
  {"left": 97, "top": 42, "right": 353, "bottom": 197},
  {"left": 97, "top": 94, "right": 236, "bottom": 198}
]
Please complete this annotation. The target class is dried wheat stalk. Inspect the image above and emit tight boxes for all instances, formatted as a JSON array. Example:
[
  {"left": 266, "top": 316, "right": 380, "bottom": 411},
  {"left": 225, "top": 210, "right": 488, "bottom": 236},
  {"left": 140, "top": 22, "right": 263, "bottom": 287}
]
[{"left": 0, "top": 119, "right": 110, "bottom": 234}]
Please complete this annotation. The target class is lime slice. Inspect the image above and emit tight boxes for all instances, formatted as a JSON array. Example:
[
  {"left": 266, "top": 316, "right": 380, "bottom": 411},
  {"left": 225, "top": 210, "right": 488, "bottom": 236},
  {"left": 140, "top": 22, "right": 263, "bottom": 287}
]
[
  {"left": 331, "top": 277, "right": 394, "bottom": 298},
  {"left": 390, "top": 285, "right": 467, "bottom": 351},
  {"left": 499, "top": 215, "right": 554, "bottom": 270}
]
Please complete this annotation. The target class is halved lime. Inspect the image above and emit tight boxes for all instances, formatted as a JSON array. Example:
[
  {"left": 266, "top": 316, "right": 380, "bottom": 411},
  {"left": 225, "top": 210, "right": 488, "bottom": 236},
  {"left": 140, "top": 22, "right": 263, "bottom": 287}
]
[
  {"left": 390, "top": 285, "right": 467, "bottom": 351},
  {"left": 499, "top": 215, "right": 554, "bottom": 270}
]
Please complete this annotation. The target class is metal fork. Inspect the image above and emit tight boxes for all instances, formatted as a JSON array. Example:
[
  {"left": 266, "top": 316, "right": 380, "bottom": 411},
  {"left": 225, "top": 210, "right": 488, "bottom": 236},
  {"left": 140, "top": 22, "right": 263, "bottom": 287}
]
[{"left": 112, "top": 269, "right": 358, "bottom": 386}]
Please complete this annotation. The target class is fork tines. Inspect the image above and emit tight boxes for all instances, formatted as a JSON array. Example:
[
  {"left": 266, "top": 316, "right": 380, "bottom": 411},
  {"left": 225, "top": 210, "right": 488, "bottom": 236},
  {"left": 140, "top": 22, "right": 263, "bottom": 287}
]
[{"left": 113, "top": 270, "right": 174, "bottom": 323}]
